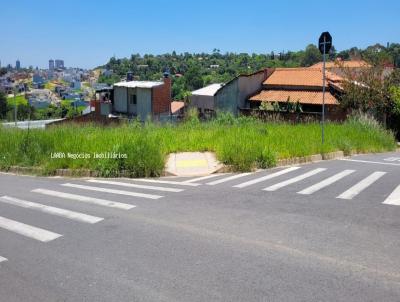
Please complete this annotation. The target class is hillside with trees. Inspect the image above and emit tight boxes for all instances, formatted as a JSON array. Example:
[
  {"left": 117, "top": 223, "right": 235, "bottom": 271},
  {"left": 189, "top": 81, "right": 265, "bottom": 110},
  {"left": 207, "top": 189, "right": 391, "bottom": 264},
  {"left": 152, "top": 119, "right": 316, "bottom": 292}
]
[{"left": 98, "top": 43, "right": 400, "bottom": 100}]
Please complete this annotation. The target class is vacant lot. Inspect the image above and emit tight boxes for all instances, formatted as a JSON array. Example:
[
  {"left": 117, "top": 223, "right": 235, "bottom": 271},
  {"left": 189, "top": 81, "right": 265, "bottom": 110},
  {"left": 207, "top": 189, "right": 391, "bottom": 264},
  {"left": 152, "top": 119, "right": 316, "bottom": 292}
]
[{"left": 0, "top": 116, "right": 396, "bottom": 177}]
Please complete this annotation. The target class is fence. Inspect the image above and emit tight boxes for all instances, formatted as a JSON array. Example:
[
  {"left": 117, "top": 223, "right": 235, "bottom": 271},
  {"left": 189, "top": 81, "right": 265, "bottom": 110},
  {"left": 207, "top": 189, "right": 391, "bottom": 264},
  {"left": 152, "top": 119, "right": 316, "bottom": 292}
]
[{"left": 239, "top": 109, "right": 346, "bottom": 123}]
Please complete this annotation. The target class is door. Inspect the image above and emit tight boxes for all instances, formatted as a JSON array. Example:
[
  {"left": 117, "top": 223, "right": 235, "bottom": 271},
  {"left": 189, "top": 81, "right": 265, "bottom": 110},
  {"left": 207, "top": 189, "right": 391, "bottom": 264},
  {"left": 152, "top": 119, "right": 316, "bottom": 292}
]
[{"left": 128, "top": 94, "right": 137, "bottom": 115}]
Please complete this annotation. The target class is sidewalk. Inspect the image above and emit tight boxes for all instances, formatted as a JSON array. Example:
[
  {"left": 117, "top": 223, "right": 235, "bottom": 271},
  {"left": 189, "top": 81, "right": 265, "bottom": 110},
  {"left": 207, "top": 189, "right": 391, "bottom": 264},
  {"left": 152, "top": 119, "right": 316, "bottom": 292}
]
[{"left": 165, "top": 152, "right": 223, "bottom": 176}]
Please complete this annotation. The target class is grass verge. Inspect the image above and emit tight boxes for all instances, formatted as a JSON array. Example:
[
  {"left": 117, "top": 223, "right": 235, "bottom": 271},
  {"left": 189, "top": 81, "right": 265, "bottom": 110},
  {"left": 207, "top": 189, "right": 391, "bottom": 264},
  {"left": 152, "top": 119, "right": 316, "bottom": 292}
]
[{"left": 0, "top": 115, "right": 396, "bottom": 177}]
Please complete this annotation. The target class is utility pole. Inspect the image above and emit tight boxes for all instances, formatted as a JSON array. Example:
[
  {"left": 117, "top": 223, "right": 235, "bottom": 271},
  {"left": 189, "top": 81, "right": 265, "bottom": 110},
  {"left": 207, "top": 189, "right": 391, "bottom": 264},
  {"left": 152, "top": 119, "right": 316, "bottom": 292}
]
[
  {"left": 322, "top": 38, "right": 326, "bottom": 144},
  {"left": 318, "top": 32, "right": 332, "bottom": 145},
  {"left": 14, "top": 86, "right": 17, "bottom": 127}
]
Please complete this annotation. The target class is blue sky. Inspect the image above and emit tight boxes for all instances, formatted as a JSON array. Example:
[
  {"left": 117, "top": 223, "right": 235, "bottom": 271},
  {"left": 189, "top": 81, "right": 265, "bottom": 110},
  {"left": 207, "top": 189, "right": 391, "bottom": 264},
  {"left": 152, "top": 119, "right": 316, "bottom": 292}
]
[{"left": 1, "top": 0, "right": 399, "bottom": 69}]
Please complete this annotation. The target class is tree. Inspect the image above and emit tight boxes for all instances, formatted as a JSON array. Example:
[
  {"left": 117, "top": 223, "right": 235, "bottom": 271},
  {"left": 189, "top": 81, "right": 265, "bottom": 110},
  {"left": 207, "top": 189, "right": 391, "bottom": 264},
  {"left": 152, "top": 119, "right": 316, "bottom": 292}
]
[
  {"left": 390, "top": 86, "right": 400, "bottom": 115},
  {"left": 329, "top": 45, "right": 337, "bottom": 61},
  {"left": 96, "top": 43, "right": 400, "bottom": 101},
  {"left": 0, "top": 91, "right": 7, "bottom": 119},
  {"left": 0, "top": 68, "right": 7, "bottom": 77},
  {"left": 362, "top": 44, "right": 392, "bottom": 65},
  {"left": 184, "top": 65, "right": 203, "bottom": 91},
  {"left": 340, "top": 64, "right": 400, "bottom": 127},
  {"left": 301, "top": 44, "right": 322, "bottom": 67}
]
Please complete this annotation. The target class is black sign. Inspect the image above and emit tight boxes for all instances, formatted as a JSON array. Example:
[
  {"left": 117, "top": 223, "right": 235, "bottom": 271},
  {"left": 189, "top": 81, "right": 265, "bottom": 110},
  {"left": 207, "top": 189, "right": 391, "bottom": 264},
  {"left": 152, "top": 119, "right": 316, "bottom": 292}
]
[{"left": 318, "top": 32, "right": 332, "bottom": 54}]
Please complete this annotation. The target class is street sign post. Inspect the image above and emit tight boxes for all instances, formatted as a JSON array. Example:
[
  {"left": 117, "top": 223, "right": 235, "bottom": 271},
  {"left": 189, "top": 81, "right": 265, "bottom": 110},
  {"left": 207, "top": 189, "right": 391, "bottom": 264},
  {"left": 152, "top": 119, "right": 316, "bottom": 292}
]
[{"left": 318, "top": 32, "right": 332, "bottom": 145}]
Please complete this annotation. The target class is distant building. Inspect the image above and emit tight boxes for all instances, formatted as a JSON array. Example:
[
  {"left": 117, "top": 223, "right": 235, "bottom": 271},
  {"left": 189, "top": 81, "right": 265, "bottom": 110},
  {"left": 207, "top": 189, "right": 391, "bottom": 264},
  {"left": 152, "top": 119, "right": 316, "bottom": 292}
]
[
  {"left": 55, "top": 59, "right": 64, "bottom": 69},
  {"left": 248, "top": 68, "right": 343, "bottom": 118},
  {"left": 29, "top": 98, "right": 51, "bottom": 109},
  {"left": 170, "top": 101, "right": 185, "bottom": 116},
  {"left": 93, "top": 73, "right": 172, "bottom": 121},
  {"left": 190, "top": 84, "right": 223, "bottom": 115},
  {"left": 71, "top": 80, "right": 81, "bottom": 90},
  {"left": 190, "top": 70, "right": 270, "bottom": 116},
  {"left": 309, "top": 59, "right": 371, "bottom": 77},
  {"left": 112, "top": 74, "right": 172, "bottom": 121},
  {"left": 49, "top": 59, "right": 54, "bottom": 70},
  {"left": 101, "top": 69, "right": 113, "bottom": 77},
  {"left": 32, "top": 72, "right": 46, "bottom": 89},
  {"left": 16, "top": 59, "right": 20, "bottom": 70}
]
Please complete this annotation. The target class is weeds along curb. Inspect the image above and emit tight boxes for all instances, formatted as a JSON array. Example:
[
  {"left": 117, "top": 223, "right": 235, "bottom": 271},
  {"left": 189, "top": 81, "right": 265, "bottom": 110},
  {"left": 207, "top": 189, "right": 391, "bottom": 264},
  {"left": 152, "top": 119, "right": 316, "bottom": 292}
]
[
  {"left": 1, "top": 150, "right": 393, "bottom": 178},
  {"left": 212, "top": 151, "right": 344, "bottom": 173}
]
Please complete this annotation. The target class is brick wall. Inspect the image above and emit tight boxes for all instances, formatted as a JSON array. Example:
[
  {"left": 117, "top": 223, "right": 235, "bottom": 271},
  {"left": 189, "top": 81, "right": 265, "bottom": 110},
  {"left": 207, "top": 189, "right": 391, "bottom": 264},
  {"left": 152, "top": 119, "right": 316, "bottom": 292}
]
[{"left": 152, "top": 77, "right": 171, "bottom": 114}]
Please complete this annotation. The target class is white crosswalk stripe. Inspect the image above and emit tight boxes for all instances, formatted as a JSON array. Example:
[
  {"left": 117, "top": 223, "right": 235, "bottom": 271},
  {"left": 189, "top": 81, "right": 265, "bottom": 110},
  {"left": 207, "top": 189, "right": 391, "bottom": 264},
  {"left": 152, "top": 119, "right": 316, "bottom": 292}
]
[
  {"left": 61, "top": 183, "right": 163, "bottom": 199},
  {"left": 32, "top": 189, "right": 135, "bottom": 210},
  {"left": 382, "top": 185, "right": 400, "bottom": 206},
  {"left": 183, "top": 174, "right": 223, "bottom": 183},
  {"left": 128, "top": 179, "right": 201, "bottom": 186},
  {"left": 207, "top": 173, "right": 253, "bottom": 185},
  {"left": 0, "top": 196, "right": 103, "bottom": 224},
  {"left": 340, "top": 158, "right": 400, "bottom": 167},
  {"left": 297, "top": 170, "right": 355, "bottom": 195},
  {"left": 263, "top": 168, "right": 326, "bottom": 191},
  {"left": 233, "top": 167, "right": 301, "bottom": 188},
  {"left": 0, "top": 256, "right": 7, "bottom": 263},
  {"left": 336, "top": 171, "right": 386, "bottom": 200},
  {"left": 384, "top": 157, "right": 400, "bottom": 162},
  {"left": 0, "top": 216, "right": 62, "bottom": 242},
  {"left": 86, "top": 179, "right": 184, "bottom": 192}
]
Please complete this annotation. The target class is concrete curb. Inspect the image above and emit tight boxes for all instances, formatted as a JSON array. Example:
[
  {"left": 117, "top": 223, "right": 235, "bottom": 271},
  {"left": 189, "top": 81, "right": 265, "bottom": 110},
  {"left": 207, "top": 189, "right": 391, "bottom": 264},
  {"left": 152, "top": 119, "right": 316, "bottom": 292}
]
[{"left": 214, "top": 151, "right": 344, "bottom": 173}]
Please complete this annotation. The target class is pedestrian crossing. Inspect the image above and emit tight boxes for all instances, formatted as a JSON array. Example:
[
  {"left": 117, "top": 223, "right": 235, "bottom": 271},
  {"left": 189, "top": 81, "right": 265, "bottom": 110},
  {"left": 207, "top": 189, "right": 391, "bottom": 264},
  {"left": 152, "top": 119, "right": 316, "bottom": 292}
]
[
  {"left": 384, "top": 157, "right": 400, "bottom": 162},
  {"left": 0, "top": 177, "right": 189, "bottom": 265},
  {"left": 298, "top": 170, "right": 355, "bottom": 195},
  {"left": 183, "top": 167, "right": 400, "bottom": 206},
  {"left": 263, "top": 168, "right": 326, "bottom": 191},
  {"left": 0, "top": 216, "right": 62, "bottom": 242},
  {"left": 382, "top": 185, "right": 400, "bottom": 206},
  {"left": 336, "top": 172, "right": 386, "bottom": 200},
  {"left": 206, "top": 173, "right": 252, "bottom": 185},
  {"left": 61, "top": 183, "right": 163, "bottom": 199},
  {"left": 233, "top": 167, "right": 301, "bottom": 188},
  {"left": 86, "top": 179, "right": 185, "bottom": 192},
  {"left": 0, "top": 196, "right": 103, "bottom": 224},
  {"left": 32, "top": 188, "right": 136, "bottom": 210},
  {"left": 1, "top": 166, "right": 400, "bottom": 266},
  {"left": 183, "top": 174, "right": 222, "bottom": 183}
]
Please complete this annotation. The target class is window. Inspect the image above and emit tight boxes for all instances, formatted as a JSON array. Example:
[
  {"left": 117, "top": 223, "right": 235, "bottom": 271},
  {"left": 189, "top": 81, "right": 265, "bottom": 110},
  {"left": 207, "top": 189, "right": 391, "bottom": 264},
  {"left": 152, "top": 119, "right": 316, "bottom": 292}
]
[{"left": 129, "top": 95, "right": 137, "bottom": 105}]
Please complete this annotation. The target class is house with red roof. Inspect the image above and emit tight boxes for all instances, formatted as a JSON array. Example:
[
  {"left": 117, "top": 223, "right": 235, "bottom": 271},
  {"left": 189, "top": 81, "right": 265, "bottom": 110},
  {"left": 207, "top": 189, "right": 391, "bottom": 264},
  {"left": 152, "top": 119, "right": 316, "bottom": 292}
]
[
  {"left": 310, "top": 59, "right": 371, "bottom": 78},
  {"left": 248, "top": 68, "right": 345, "bottom": 119}
]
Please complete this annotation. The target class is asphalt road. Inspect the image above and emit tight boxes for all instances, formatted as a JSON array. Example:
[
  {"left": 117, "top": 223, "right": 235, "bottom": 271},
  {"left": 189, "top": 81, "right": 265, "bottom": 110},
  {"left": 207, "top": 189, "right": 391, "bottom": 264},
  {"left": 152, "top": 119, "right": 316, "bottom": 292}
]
[{"left": 1, "top": 152, "right": 400, "bottom": 302}]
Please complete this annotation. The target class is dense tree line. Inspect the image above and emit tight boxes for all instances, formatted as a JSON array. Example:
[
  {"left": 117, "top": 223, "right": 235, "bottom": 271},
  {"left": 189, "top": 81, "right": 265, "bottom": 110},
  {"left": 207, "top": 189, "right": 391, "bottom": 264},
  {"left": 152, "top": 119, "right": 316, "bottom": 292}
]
[{"left": 98, "top": 43, "right": 400, "bottom": 100}]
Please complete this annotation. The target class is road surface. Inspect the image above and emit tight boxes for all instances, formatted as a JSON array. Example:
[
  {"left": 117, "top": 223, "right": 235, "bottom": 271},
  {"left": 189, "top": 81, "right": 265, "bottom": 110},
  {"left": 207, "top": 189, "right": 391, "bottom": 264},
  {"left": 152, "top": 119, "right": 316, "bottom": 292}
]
[{"left": 1, "top": 152, "right": 400, "bottom": 301}]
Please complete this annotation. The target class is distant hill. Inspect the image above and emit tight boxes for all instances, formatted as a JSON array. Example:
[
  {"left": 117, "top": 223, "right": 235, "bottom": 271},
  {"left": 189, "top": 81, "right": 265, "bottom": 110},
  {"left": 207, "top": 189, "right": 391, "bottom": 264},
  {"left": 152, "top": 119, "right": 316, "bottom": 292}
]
[{"left": 96, "top": 43, "right": 400, "bottom": 100}]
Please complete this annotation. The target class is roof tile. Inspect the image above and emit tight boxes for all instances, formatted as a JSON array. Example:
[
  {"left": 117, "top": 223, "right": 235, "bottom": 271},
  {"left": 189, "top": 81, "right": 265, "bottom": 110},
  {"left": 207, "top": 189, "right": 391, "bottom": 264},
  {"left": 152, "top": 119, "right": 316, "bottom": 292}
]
[
  {"left": 264, "top": 68, "right": 341, "bottom": 87},
  {"left": 249, "top": 89, "right": 339, "bottom": 105}
]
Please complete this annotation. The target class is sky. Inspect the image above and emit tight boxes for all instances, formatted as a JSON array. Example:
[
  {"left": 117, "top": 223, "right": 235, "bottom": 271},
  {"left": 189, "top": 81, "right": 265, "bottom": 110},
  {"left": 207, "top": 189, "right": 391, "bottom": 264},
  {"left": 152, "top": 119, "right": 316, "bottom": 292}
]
[{"left": 1, "top": 0, "right": 400, "bottom": 69}]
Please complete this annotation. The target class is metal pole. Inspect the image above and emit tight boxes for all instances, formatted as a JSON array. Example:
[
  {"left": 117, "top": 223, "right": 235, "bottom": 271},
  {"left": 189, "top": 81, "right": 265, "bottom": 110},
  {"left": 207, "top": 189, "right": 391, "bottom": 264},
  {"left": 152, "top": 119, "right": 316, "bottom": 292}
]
[
  {"left": 322, "top": 36, "right": 326, "bottom": 144},
  {"left": 14, "top": 87, "right": 17, "bottom": 127}
]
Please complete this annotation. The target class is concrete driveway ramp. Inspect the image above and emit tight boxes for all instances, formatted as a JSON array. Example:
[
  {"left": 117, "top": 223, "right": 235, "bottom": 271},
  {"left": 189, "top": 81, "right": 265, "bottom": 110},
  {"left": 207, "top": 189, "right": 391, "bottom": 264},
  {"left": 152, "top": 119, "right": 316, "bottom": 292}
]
[{"left": 165, "top": 152, "right": 223, "bottom": 176}]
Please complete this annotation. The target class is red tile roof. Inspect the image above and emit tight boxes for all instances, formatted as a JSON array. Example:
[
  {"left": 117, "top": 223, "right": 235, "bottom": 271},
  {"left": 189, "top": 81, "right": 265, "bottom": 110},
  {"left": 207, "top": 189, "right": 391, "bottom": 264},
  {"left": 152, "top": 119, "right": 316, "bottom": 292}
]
[
  {"left": 249, "top": 90, "right": 339, "bottom": 105},
  {"left": 310, "top": 60, "right": 371, "bottom": 69},
  {"left": 171, "top": 101, "right": 185, "bottom": 114},
  {"left": 263, "top": 68, "right": 341, "bottom": 87}
]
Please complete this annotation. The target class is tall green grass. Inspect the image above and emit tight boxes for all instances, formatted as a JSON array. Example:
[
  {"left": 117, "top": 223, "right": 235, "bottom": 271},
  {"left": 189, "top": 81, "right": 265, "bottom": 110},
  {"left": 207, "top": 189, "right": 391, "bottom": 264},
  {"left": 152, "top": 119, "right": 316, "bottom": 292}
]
[{"left": 0, "top": 115, "right": 396, "bottom": 176}]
